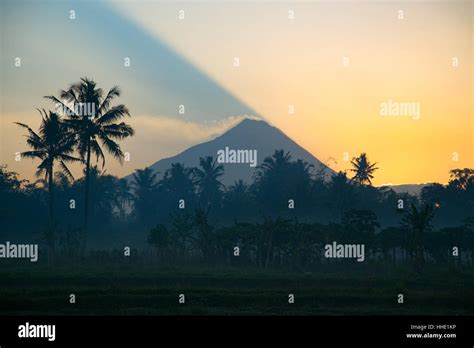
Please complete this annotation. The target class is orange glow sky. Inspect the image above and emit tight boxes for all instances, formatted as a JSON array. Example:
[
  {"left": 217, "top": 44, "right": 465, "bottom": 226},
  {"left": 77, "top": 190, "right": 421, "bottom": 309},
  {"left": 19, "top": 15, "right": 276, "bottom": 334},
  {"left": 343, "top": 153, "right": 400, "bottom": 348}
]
[
  {"left": 1, "top": 1, "right": 473, "bottom": 185},
  {"left": 114, "top": 1, "right": 473, "bottom": 185}
]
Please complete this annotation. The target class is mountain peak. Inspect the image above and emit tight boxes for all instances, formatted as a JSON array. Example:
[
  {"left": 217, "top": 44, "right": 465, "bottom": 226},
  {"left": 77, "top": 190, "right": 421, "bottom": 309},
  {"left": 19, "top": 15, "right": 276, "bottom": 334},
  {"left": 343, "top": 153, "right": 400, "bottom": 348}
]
[
  {"left": 217, "top": 117, "right": 279, "bottom": 140},
  {"left": 231, "top": 117, "right": 271, "bottom": 130},
  {"left": 128, "top": 118, "right": 334, "bottom": 185}
]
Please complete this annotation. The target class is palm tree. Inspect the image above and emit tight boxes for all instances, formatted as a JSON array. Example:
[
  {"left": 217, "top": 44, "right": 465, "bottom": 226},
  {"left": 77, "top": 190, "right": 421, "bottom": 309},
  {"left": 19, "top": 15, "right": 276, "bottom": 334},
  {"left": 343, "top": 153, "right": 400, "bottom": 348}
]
[
  {"left": 114, "top": 178, "right": 133, "bottom": 220},
  {"left": 350, "top": 153, "right": 378, "bottom": 185},
  {"left": 162, "top": 163, "right": 195, "bottom": 199},
  {"left": 132, "top": 168, "right": 158, "bottom": 191},
  {"left": 131, "top": 167, "right": 159, "bottom": 226},
  {"left": 222, "top": 180, "right": 253, "bottom": 219},
  {"left": 225, "top": 180, "right": 249, "bottom": 204},
  {"left": 45, "top": 78, "right": 134, "bottom": 245},
  {"left": 255, "top": 150, "right": 292, "bottom": 181},
  {"left": 15, "top": 109, "right": 80, "bottom": 224},
  {"left": 255, "top": 150, "right": 291, "bottom": 215},
  {"left": 290, "top": 159, "right": 314, "bottom": 206},
  {"left": 401, "top": 203, "right": 436, "bottom": 273},
  {"left": 193, "top": 156, "right": 224, "bottom": 207},
  {"left": 327, "top": 171, "right": 355, "bottom": 221}
]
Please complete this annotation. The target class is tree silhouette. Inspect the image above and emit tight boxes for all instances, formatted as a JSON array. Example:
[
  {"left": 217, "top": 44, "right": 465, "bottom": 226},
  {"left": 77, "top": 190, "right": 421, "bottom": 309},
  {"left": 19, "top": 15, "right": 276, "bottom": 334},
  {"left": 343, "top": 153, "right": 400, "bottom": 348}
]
[
  {"left": 449, "top": 168, "right": 474, "bottom": 191},
  {"left": 342, "top": 209, "right": 380, "bottom": 243},
  {"left": 378, "top": 227, "right": 406, "bottom": 264},
  {"left": 148, "top": 224, "right": 171, "bottom": 258},
  {"left": 161, "top": 163, "right": 195, "bottom": 202},
  {"left": 132, "top": 167, "right": 158, "bottom": 227},
  {"left": 54, "top": 171, "right": 73, "bottom": 191},
  {"left": 350, "top": 153, "right": 378, "bottom": 186},
  {"left": 113, "top": 178, "right": 133, "bottom": 220},
  {"left": 156, "top": 163, "right": 196, "bottom": 220},
  {"left": 223, "top": 180, "right": 252, "bottom": 219},
  {"left": 170, "top": 211, "right": 194, "bottom": 261},
  {"left": 289, "top": 159, "right": 314, "bottom": 213},
  {"left": 327, "top": 171, "right": 354, "bottom": 221},
  {"left": 193, "top": 156, "right": 224, "bottom": 207},
  {"left": 254, "top": 150, "right": 294, "bottom": 214},
  {"left": 401, "top": 203, "right": 436, "bottom": 273},
  {"left": 256, "top": 150, "right": 292, "bottom": 180},
  {"left": 77, "top": 165, "right": 121, "bottom": 229},
  {"left": 15, "top": 109, "right": 80, "bottom": 224},
  {"left": 193, "top": 207, "right": 216, "bottom": 263},
  {"left": 45, "top": 78, "right": 134, "bottom": 246},
  {"left": 0, "top": 165, "right": 23, "bottom": 193}
]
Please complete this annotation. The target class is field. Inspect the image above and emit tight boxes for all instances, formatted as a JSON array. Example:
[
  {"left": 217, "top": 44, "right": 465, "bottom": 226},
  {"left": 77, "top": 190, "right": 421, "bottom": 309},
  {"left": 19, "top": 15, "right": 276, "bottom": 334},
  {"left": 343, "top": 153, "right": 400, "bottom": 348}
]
[{"left": 1, "top": 262, "right": 473, "bottom": 315}]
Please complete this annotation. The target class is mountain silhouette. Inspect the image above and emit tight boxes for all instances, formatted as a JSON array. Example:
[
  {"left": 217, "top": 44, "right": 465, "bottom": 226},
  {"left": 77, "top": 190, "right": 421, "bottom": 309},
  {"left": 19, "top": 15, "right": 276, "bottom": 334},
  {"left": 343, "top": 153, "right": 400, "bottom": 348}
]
[{"left": 128, "top": 118, "right": 335, "bottom": 185}]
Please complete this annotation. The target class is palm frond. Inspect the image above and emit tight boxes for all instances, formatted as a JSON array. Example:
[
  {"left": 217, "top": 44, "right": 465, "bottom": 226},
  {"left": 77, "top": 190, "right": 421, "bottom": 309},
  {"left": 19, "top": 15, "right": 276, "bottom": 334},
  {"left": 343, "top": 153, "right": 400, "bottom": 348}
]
[
  {"left": 97, "top": 104, "right": 130, "bottom": 125},
  {"left": 102, "top": 122, "right": 135, "bottom": 139},
  {"left": 97, "top": 86, "right": 121, "bottom": 117},
  {"left": 90, "top": 139, "right": 106, "bottom": 167},
  {"left": 44, "top": 96, "right": 79, "bottom": 118},
  {"left": 58, "top": 153, "right": 82, "bottom": 163},
  {"left": 20, "top": 150, "right": 46, "bottom": 160},
  {"left": 58, "top": 160, "right": 74, "bottom": 181},
  {"left": 99, "top": 135, "right": 124, "bottom": 164}
]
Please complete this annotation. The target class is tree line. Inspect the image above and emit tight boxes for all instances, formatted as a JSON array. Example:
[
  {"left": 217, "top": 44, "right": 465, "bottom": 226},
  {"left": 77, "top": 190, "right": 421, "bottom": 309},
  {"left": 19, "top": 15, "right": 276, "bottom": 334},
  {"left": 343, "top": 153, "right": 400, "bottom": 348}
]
[{"left": 1, "top": 78, "right": 473, "bottom": 272}]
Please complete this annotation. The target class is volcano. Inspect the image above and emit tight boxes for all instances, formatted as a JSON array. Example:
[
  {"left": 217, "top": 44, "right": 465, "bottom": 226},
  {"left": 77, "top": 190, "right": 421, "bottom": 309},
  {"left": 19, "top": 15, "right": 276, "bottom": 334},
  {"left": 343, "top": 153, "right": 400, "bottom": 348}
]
[{"left": 130, "top": 118, "right": 334, "bottom": 185}]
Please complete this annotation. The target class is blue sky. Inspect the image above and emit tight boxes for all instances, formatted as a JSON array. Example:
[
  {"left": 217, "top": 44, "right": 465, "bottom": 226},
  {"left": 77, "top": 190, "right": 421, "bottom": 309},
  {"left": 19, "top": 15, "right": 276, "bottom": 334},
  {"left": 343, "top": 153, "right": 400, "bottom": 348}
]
[{"left": 1, "top": 0, "right": 258, "bottom": 180}]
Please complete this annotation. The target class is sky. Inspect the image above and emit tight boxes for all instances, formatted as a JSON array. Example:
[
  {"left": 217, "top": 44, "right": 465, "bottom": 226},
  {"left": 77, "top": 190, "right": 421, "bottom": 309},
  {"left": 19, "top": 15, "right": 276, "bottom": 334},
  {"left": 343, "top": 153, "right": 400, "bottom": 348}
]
[{"left": 0, "top": 0, "right": 473, "bottom": 186}]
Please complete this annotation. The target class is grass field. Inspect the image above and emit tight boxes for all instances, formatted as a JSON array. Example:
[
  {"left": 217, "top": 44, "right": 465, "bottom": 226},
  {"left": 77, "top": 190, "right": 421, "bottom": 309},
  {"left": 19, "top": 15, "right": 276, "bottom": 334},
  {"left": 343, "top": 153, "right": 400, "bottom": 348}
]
[{"left": 0, "top": 262, "right": 473, "bottom": 315}]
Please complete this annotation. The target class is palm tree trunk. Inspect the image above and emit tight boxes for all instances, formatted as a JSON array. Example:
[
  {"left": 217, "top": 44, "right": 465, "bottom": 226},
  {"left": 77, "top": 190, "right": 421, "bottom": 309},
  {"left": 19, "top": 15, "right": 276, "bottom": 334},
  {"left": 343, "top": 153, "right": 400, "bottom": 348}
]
[
  {"left": 48, "top": 163, "right": 55, "bottom": 252},
  {"left": 48, "top": 163, "right": 54, "bottom": 224},
  {"left": 83, "top": 140, "right": 92, "bottom": 251}
]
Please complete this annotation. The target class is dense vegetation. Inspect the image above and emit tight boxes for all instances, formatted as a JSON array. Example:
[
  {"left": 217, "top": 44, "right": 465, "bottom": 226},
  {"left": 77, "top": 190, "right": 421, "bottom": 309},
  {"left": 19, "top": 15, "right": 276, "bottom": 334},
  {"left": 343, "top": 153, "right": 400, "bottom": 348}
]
[
  {"left": 1, "top": 78, "right": 473, "bottom": 316},
  {"left": 1, "top": 78, "right": 473, "bottom": 273}
]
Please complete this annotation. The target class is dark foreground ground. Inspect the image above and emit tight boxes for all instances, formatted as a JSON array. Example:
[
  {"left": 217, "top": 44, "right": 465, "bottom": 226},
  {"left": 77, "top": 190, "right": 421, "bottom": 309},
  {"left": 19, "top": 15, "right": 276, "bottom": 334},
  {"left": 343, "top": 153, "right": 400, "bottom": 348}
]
[{"left": 0, "top": 262, "right": 473, "bottom": 315}]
